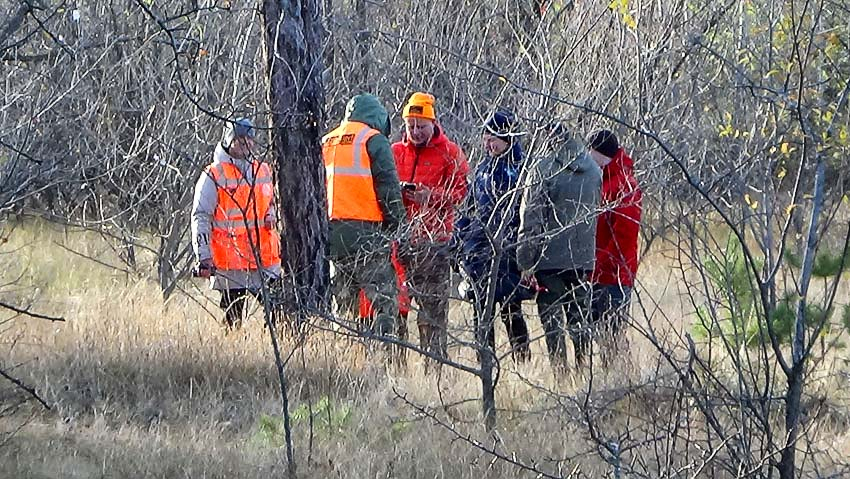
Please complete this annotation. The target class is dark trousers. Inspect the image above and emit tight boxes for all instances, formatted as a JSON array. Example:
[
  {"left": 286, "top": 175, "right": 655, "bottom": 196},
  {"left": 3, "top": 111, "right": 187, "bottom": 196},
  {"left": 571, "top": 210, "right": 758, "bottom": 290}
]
[
  {"left": 219, "top": 288, "right": 261, "bottom": 331},
  {"left": 535, "top": 269, "right": 593, "bottom": 368},
  {"left": 592, "top": 284, "right": 633, "bottom": 338},
  {"left": 474, "top": 300, "right": 531, "bottom": 362}
]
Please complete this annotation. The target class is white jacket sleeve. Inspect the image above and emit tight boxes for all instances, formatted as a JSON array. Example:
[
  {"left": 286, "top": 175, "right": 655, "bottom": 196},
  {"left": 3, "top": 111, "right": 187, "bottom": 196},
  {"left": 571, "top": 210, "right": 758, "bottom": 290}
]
[
  {"left": 191, "top": 170, "right": 218, "bottom": 261},
  {"left": 265, "top": 204, "right": 277, "bottom": 226}
]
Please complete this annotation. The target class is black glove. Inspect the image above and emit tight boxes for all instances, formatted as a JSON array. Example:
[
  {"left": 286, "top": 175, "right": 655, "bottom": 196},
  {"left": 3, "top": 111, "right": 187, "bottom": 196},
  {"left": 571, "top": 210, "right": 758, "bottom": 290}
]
[{"left": 194, "top": 258, "right": 216, "bottom": 278}]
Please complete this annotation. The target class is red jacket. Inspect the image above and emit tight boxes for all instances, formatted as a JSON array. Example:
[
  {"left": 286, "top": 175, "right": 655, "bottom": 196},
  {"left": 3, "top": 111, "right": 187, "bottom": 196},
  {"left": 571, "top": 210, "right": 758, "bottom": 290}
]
[
  {"left": 593, "top": 149, "right": 642, "bottom": 287},
  {"left": 392, "top": 127, "right": 469, "bottom": 243}
]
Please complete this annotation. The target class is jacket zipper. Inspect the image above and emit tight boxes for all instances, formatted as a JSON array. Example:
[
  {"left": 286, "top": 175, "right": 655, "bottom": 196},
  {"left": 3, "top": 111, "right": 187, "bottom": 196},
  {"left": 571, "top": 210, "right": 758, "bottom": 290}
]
[{"left": 409, "top": 147, "right": 421, "bottom": 183}]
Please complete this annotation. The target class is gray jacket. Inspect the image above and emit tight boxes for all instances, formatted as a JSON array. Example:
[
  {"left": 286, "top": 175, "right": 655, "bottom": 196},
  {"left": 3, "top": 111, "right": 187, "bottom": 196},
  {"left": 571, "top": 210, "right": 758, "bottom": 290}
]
[
  {"left": 516, "top": 136, "right": 602, "bottom": 273},
  {"left": 191, "top": 144, "right": 282, "bottom": 290}
]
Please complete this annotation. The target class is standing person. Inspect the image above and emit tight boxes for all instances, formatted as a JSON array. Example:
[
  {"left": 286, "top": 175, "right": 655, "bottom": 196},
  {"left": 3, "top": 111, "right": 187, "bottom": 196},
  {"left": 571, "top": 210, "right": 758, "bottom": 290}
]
[
  {"left": 456, "top": 109, "right": 533, "bottom": 362},
  {"left": 586, "top": 130, "right": 642, "bottom": 357},
  {"left": 517, "top": 123, "right": 601, "bottom": 370},
  {"left": 392, "top": 92, "right": 469, "bottom": 360},
  {"left": 323, "top": 94, "right": 406, "bottom": 338},
  {"left": 191, "top": 117, "right": 282, "bottom": 331}
]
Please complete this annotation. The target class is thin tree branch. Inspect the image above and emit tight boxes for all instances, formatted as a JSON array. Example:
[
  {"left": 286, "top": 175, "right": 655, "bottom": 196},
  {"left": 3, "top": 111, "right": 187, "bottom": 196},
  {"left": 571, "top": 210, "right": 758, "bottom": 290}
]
[
  {"left": 0, "top": 367, "right": 50, "bottom": 409},
  {"left": 0, "top": 300, "right": 64, "bottom": 322}
]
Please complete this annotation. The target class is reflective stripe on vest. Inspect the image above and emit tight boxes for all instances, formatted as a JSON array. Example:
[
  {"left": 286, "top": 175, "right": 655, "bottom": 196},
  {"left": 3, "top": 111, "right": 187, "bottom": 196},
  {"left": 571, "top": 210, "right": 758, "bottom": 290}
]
[
  {"left": 323, "top": 121, "right": 384, "bottom": 222},
  {"left": 207, "top": 161, "right": 281, "bottom": 271}
]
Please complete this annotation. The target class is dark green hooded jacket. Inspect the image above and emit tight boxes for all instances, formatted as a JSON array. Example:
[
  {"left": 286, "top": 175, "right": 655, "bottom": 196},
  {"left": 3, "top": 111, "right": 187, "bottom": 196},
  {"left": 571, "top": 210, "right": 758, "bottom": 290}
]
[{"left": 328, "top": 94, "right": 406, "bottom": 257}]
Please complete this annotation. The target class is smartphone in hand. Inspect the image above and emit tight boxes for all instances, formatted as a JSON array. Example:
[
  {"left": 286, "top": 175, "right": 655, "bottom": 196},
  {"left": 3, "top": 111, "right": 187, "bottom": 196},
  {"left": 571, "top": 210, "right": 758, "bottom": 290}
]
[{"left": 400, "top": 182, "right": 417, "bottom": 191}]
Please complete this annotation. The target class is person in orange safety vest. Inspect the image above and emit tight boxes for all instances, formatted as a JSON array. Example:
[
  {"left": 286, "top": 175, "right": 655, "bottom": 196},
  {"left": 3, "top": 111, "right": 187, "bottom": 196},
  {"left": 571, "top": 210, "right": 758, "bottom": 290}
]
[
  {"left": 191, "top": 117, "right": 281, "bottom": 331},
  {"left": 324, "top": 94, "right": 406, "bottom": 340}
]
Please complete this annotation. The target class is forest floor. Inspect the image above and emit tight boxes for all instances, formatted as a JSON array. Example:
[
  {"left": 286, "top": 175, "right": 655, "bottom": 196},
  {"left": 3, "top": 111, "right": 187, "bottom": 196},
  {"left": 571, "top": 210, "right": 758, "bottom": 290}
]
[{"left": 1, "top": 221, "right": 849, "bottom": 478}]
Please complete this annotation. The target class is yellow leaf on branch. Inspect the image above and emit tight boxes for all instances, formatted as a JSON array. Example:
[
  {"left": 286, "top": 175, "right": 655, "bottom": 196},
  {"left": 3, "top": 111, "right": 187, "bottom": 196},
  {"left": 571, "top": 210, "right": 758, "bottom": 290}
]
[
  {"left": 786, "top": 203, "right": 797, "bottom": 216},
  {"left": 745, "top": 193, "right": 759, "bottom": 210}
]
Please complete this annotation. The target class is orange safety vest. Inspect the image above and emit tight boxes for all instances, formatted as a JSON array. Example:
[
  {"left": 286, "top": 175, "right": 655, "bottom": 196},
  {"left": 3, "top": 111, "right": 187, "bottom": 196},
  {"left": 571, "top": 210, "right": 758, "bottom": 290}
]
[
  {"left": 323, "top": 121, "right": 384, "bottom": 222},
  {"left": 206, "top": 161, "right": 281, "bottom": 271}
]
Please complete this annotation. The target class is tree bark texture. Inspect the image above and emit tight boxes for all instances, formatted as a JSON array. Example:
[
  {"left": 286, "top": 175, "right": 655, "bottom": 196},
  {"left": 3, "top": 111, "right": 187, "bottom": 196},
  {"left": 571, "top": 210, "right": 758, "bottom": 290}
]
[
  {"left": 262, "top": 0, "right": 329, "bottom": 316},
  {"left": 353, "top": 0, "right": 370, "bottom": 87}
]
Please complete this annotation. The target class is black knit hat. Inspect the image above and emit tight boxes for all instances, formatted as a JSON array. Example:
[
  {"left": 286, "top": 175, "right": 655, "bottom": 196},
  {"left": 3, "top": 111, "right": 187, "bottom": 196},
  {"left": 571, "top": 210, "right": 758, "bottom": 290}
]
[
  {"left": 483, "top": 109, "right": 524, "bottom": 141},
  {"left": 586, "top": 130, "right": 620, "bottom": 158}
]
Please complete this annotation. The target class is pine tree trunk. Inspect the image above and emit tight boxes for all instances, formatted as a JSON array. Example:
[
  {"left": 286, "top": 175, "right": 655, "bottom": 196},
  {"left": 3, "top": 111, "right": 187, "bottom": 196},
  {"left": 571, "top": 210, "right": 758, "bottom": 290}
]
[
  {"left": 261, "top": 2, "right": 328, "bottom": 478},
  {"left": 353, "top": 0, "right": 370, "bottom": 87},
  {"left": 262, "top": 0, "right": 329, "bottom": 316}
]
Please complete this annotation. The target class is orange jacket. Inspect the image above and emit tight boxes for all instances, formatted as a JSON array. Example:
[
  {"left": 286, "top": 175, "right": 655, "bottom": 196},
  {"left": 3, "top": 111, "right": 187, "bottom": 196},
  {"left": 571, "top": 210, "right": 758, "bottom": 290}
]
[
  {"left": 323, "top": 121, "right": 384, "bottom": 222},
  {"left": 392, "top": 127, "right": 468, "bottom": 242},
  {"left": 208, "top": 161, "right": 281, "bottom": 271}
]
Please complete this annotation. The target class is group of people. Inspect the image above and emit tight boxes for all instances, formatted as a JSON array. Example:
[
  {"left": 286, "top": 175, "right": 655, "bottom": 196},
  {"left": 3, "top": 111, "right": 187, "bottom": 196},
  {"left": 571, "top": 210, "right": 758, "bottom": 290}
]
[{"left": 190, "top": 91, "right": 642, "bottom": 373}]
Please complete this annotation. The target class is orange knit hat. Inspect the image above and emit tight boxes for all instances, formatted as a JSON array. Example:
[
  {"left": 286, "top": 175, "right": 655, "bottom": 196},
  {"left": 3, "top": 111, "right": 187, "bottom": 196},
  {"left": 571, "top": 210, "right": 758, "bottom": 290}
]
[{"left": 402, "top": 92, "right": 437, "bottom": 120}]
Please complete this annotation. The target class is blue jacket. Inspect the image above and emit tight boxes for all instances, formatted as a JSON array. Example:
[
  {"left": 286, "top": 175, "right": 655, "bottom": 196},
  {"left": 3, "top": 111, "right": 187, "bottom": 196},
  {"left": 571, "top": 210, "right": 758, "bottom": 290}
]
[{"left": 455, "top": 142, "right": 529, "bottom": 302}]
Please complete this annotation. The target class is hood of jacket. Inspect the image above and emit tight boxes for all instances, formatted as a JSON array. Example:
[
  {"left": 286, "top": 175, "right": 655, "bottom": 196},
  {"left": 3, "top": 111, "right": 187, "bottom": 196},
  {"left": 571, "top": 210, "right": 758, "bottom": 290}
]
[
  {"left": 213, "top": 144, "right": 234, "bottom": 163},
  {"left": 553, "top": 136, "right": 595, "bottom": 174},
  {"left": 344, "top": 94, "right": 391, "bottom": 136},
  {"left": 212, "top": 144, "right": 254, "bottom": 171}
]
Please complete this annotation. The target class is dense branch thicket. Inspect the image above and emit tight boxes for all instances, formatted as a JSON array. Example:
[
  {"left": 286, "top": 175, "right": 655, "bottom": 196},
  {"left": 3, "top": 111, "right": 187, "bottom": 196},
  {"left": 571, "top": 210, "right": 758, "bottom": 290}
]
[{"left": 1, "top": 0, "right": 849, "bottom": 477}]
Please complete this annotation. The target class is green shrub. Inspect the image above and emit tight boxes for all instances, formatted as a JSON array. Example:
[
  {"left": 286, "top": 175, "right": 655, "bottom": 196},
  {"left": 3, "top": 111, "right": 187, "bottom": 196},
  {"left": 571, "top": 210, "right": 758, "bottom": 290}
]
[{"left": 693, "top": 236, "right": 845, "bottom": 349}]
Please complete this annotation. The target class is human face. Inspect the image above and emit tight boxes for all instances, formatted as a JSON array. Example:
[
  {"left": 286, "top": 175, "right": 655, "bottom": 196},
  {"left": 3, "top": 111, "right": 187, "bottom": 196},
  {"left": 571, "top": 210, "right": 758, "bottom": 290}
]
[
  {"left": 482, "top": 133, "right": 510, "bottom": 157},
  {"left": 228, "top": 136, "right": 255, "bottom": 160},
  {"left": 590, "top": 149, "right": 613, "bottom": 168},
  {"left": 405, "top": 117, "right": 435, "bottom": 146}
]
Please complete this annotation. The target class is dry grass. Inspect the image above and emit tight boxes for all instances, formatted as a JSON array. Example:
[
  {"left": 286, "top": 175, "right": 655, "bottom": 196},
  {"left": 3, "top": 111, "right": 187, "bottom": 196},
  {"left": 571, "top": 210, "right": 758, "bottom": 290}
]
[{"left": 1, "top": 221, "right": 849, "bottom": 478}]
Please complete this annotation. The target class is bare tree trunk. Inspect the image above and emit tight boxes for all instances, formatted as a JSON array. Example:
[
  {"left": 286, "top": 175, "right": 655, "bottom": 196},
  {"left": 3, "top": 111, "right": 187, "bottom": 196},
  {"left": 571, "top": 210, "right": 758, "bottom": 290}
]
[
  {"left": 353, "top": 0, "right": 370, "bottom": 87},
  {"left": 262, "top": 0, "right": 330, "bottom": 316},
  {"left": 479, "top": 348, "right": 497, "bottom": 430},
  {"left": 476, "top": 250, "right": 502, "bottom": 431},
  {"left": 262, "top": 1, "right": 329, "bottom": 477},
  {"left": 779, "top": 145, "right": 825, "bottom": 479}
]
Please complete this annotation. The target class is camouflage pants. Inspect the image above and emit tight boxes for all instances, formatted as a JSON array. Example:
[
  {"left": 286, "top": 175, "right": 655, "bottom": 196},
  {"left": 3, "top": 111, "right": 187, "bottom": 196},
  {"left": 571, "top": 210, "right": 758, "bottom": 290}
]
[
  {"left": 399, "top": 242, "right": 451, "bottom": 360},
  {"left": 330, "top": 245, "right": 399, "bottom": 337}
]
